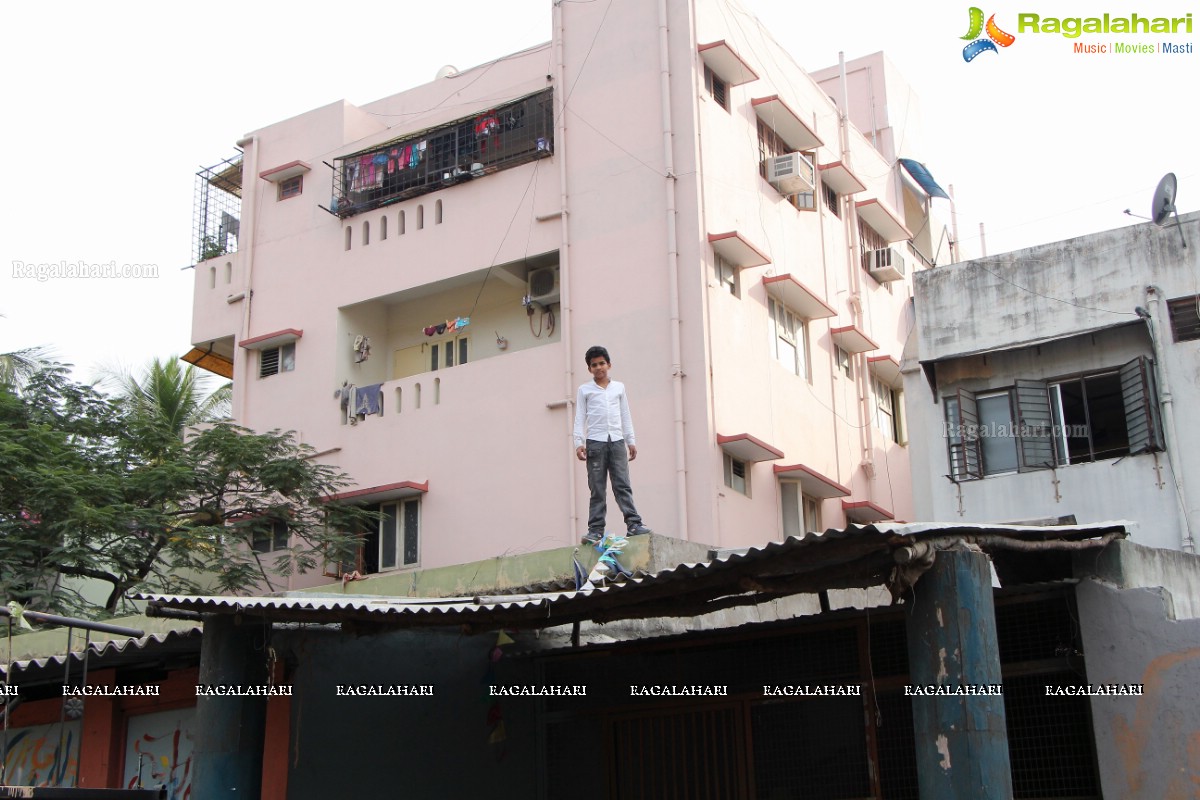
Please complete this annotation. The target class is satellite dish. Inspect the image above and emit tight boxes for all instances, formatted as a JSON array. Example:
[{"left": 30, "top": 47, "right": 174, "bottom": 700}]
[
  {"left": 1150, "top": 172, "right": 1188, "bottom": 248},
  {"left": 1151, "top": 173, "right": 1177, "bottom": 226},
  {"left": 435, "top": 65, "right": 459, "bottom": 80}
]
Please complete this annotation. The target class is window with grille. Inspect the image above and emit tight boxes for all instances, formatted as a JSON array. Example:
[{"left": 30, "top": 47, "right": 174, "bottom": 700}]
[
  {"left": 1167, "top": 295, "right": 1200, "bottom": 342},
  {"left": 859, "top": 220, "right": 887, "bottom": 269},
  {"left": 823, "top": 182, "right": 841, "bottom": 217},
  {"left": 723, "top": 453, "right": 749, "bottom": 495},
  {"left": 944, "top": 356, "right": 1163, "bottom": 480},
  {"left": 260, "top": 343, "right": 295, "bottom": 378},
  {"left": 703, "top": 65, "right": 729, "bottom": 111},
  {"left": 278, "top": 175, "right": 303, "bottom": 200}
]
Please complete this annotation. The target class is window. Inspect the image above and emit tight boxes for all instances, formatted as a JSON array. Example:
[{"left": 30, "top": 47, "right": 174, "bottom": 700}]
[
  {"left": 1049, "top": 362, "right": 1163, "bottom": 464},
  {"left": 252, "top": 520, "right": 289, "bottom": 553},
  {"left": 943, "top": 357, "right": 1162, "bottom": 480},
  {"left": 835, "top": 345, "right": 853, "bottom": 379},
  {"left": 278, "top": 175, "right": 303, "bottom": 200},
  {"left": 822, "top": 183, "right": 841, "bottom": 218},
  {"left": 859, "top": 221, "right": 887, "bottom": 270},
  {"left": 757, "top": 120, "right": 813, "bottom": 212},
  {"left": 714, "top": 254, "right": 738, "bottom": 295},
  {"left": 377, "top": 499, "right": 420, "bottom": 570},
  {"left": 260, "top": 343, "right": 295, "bottom": 378},
  {"left": 430, "top": 335, "right": 469, "bottom": 371},
  {"left": 723, "top": 453, "right": 749, "bottom": 495},
  {"left": 780, "top": 482, "right": 821, "bottom": 537},
  {"left": 703, "top": 65, "right": 730, "bottom": 111},
  {"left": 1168, "top": 295, "right": 1200, "bottom": 342},
  {"left": 338, "top": 499, "right": 421, "bottom": 575},
  {"left": 768, "top": 298, "right": 809, "bottom": 380},
  {"left": 873, "top": 376, "right": 903, "bottom": 443}
]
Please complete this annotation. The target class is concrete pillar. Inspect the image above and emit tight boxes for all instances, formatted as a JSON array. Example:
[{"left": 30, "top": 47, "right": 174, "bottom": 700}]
[
  {"left": 191, "top": 615, "right": 268, "bottom": 798},
  {"left": 905, "top": 546, "right": 1013, "bottom": 799}
]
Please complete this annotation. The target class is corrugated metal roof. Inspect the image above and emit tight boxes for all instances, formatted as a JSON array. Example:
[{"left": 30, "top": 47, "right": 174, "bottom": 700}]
[
  {"left": 140, "top": 523, "right": 1128, "bottom": 631},
  {"left": 2, "top": 628, "right": 203, "bottom": 684}
]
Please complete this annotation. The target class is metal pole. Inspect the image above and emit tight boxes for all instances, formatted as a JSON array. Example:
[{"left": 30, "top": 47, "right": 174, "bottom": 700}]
[
  {"left": 0, "top": 607, "right": 144, "bottom": 638},
  {"left": 59, "top": 626, "right": 72, "bottom": 785},
  {"left": 2, "top": 616, "right": 10, "bottom": 785},
  {"left": 75, "top": 630, "right": 92, "bottom": 787}
]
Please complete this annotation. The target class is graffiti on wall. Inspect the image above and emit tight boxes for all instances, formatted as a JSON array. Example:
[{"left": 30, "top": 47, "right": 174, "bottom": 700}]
[
  {"left": 123, "top": 707, "right": 195, "bottom": 800},
  {"left": 0, "top": 721, "right": 80, "bottom": 787}
]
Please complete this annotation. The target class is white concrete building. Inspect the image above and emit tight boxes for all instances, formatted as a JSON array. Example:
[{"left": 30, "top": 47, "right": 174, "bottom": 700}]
[
  {"left": 904, "top": 212, "right": 1200, "bottom": 552},
  {"left": 187, "top": 0, "right": 954, "bottom": 586}
]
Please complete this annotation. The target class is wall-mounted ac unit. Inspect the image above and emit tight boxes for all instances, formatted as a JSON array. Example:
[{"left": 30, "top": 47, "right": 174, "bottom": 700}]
[
  {"left": 866, "top": 246, "right": 906, "bottom": 282},
  {"left": 527, "top": 266, "right": 560, "bottom": 306},
  {"left": 766, "top": 152, "right": 815, "bottom": 195}
]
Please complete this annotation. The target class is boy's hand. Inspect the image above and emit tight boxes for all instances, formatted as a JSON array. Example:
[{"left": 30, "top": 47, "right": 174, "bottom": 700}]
[
  {"left": 628, "top": 444, "right": 638, "bottom": 461},
  {"left": 576, "top": 446, "right": 586, "bottom": 461}
]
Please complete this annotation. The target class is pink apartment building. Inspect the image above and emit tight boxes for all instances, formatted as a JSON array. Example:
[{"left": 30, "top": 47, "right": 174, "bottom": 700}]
[{"left": 187, "top": 0, "right": 947, "bottom": 588}]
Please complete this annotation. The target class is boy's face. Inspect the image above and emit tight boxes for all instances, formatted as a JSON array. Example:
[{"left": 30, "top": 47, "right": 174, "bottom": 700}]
[{"left": 587, "top": 356, "right": 610, "bottom": 383}]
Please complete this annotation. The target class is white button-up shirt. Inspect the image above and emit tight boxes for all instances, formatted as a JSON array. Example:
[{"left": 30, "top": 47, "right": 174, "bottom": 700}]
[{"left": 573, "top": 380, "right": 636, "bottom": 447}]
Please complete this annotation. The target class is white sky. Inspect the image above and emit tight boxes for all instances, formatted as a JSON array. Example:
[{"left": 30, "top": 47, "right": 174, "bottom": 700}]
[{"left": 1, "top": 0, "right": 1195, "bottom": 378}]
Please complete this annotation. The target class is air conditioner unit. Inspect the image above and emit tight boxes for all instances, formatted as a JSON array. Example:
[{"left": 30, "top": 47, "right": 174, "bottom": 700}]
[
  {"left": 867, "top": 246, "right": 906, "bottom": 282},
  {"left": 527, "top": 266, "right": 560, "bottom": 306},
  {"left": 766, "top": 152, "right": 815, "bottom": 195}
]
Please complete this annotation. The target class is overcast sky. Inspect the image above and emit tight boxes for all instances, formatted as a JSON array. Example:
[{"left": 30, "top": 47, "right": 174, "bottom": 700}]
[{"left": 1, "top": 0, "right": 1195, "bottom": 379}]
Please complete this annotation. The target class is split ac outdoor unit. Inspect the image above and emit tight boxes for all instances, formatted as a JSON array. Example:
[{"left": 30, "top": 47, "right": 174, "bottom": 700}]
[
  {"left": 527, "top": 266, "right": 560, "bottom": 306},
  {"left": 766, "top": 152, "right": 815, "bottom": 195},
  {"left": 867, "top": 246, "right": 906, "bottom": 282}
]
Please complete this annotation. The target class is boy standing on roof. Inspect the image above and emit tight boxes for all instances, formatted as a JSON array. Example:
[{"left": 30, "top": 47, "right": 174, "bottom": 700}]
[{"left": 574, "top": 346, "right": 652, "bottom": 545}]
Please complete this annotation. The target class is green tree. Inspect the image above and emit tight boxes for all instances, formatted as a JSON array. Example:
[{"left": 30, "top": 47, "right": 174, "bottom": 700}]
[
  {"left": 0, "top": 364, "right": 369, "bottom": 617},
  {"left": 0, "top": 345, "right": 52, "bottom": 389},
  {"left": 104, "top": 356, "right": 231, "bottom": 437}
]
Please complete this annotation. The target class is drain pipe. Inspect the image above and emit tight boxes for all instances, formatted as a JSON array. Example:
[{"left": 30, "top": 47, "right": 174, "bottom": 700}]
[
  {"left": 233, "top": 134, "right": 258, "bottom": 422},
  {"left": 839, "top": 53, "right": 875, "bottom": 480},
  {"left": 1145, "top": 285, "right": 1196, "bottom": 552},
  {"left": 553, "top": 0, "right": 580, "bottom": 541},
  {"left": 657, "top": 0, "right": 689, "bottom": 537}
]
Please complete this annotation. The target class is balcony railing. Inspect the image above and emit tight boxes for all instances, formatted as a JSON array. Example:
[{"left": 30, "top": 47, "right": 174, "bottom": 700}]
[
  {"left": 331, "top": 89, "right": 554, "bottom": 218},
  {"left": 193, "top": 154, "right": 243, "bottom": 264}
]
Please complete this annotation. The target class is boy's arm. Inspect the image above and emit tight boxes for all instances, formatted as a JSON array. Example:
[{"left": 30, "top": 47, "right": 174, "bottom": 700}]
[
  {"left": 573, "top": 386, "right": 587, "bottom": 459},
  {"left": 619, "top": 385, "right": 637, "bottom": 460}
]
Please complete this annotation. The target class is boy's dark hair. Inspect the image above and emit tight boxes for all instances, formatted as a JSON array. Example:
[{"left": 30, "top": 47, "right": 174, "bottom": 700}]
[{"left": 584, "top": 345, "right": 610, "bottom": 367}]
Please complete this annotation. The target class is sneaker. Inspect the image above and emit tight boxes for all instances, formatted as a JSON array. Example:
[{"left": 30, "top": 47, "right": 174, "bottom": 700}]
[
  {"left": 627, "top": 524, "right": 652, "bottom": 536},
  {"left": 581, "top": 531, "right": 603, "bottom": 545}
]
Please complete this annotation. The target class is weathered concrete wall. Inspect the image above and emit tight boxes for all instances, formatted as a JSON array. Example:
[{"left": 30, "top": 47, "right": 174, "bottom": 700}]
[
  {"left": 1075, "top": 578, "right": 1200, "bottom": 800},
  {"left": 905, "top": 212, "right": 1200, "bottom": 551},
  {"left": 1075, "top": 539, "right": 1200, "bottom": 620},
  {"left": 278, "top": 627, "right": 537, "bottom": 800}
]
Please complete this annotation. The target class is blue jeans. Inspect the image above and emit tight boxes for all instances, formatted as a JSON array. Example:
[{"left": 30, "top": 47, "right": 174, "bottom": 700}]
[{"left": 586, "top": 439, "right": 643, "bottom": 534}]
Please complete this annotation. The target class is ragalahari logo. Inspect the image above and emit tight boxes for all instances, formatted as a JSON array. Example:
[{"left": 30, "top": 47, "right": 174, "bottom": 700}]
[{"left": 962, "top": 7, "right": 1016, "bottom": 61}]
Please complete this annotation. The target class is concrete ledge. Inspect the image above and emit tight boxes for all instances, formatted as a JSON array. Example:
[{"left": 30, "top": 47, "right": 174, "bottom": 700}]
[
  {"left": 296, "top": 533, "right": 714, "bottom": 599},
  {"left": 1073, "top": 539, "right": 1200, "bottom": 620}
]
